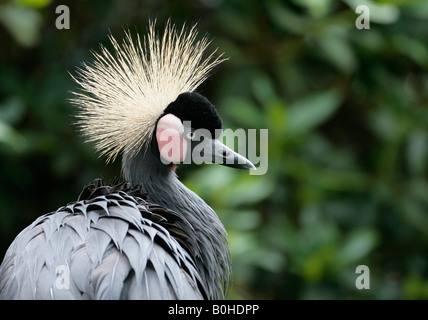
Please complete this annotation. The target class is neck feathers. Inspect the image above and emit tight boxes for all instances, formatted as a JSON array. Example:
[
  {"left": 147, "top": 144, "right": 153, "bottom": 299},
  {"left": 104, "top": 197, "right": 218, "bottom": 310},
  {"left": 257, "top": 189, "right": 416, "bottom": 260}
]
[{"left": 122, "top": 150, "right": 231, "bottom": 299}]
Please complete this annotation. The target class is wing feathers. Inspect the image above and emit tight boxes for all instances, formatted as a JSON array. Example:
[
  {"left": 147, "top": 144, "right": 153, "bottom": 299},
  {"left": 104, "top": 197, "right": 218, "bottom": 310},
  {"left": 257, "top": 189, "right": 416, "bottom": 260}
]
[{"left": 0, "top": 184, "right": 205, "bottom": 300}]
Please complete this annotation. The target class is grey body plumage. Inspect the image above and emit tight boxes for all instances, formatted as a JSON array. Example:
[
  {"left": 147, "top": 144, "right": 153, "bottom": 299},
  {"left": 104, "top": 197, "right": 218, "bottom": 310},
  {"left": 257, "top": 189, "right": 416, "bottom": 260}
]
[
  {"left": 0, "top": 180, "right": 209, "bottom": 299},
  {"left": 0, "top": 21, "right": 253, "bottom": 300}
]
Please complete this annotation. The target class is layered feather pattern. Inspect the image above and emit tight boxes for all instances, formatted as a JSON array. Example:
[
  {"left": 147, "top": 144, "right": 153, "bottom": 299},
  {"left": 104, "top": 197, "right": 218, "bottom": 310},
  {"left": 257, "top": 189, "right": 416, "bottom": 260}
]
[{"left": 0, "top": 180, "right": 205, "bottom": 299}]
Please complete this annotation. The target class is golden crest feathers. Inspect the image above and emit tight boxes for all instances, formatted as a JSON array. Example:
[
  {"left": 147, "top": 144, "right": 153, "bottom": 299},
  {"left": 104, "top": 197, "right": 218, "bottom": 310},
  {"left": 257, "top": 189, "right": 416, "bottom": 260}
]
[{"left": 70, "top": 21, "right": 225, "bottom": 162}]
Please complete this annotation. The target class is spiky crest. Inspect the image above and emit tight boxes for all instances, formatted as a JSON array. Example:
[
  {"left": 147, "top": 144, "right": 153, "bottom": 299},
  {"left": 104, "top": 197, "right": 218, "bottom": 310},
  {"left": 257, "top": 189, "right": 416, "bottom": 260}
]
[{"left": 70, "top": 21, "right": 225, "bottom": 162}]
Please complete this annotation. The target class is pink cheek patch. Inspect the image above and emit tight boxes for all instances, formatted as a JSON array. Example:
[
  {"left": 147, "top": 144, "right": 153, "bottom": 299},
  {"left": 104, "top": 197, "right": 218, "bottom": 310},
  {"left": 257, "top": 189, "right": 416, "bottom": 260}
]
[{"left": 156, "top": 114, "right": 187, "bottom": 164}]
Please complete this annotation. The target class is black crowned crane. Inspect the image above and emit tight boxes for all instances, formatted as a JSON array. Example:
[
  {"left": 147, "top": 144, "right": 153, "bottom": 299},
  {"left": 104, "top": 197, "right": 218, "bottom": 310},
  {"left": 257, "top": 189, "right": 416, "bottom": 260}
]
[{"left": 0, "top": 21, "right": 255, "bottom": 300}]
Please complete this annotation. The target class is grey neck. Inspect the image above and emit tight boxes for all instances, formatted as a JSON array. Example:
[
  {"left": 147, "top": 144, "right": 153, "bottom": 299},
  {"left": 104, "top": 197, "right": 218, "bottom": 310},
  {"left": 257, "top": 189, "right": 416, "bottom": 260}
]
[{"left": 121, "top": 148, "right": 231, "bottom": 299}]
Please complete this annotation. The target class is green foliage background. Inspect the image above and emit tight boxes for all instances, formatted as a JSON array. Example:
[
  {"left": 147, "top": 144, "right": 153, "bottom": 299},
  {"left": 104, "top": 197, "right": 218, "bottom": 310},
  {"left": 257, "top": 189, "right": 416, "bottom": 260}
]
[{"left": 1, "top": 0, "right": 428, "bottom": 299}]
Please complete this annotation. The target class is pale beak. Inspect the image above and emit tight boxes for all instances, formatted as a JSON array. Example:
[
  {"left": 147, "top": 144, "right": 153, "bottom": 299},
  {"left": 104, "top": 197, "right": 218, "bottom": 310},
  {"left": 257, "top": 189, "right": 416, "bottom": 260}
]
[{"left": 189, "top": 136, "right": 256, "bottom": 170}]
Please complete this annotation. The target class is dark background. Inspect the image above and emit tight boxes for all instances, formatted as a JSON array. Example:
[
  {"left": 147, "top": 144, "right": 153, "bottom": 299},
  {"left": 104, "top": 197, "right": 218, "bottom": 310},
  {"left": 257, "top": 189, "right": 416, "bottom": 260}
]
[{"left": 1, "top": 0, "right": 428, "bottom": 299}]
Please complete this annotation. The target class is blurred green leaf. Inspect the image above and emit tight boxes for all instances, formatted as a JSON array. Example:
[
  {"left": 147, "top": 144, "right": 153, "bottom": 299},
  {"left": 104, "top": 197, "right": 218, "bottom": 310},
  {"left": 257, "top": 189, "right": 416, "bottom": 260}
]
[
  {"left": 220, "top": 209, "right": 261, "bottom": 231},
  {"left": 253, "top": 249, "right": 286, "bottom": 274},
  {"left": 251, "top": 72, "right": 277, "bottom": 106},
  {"left": 16, "top": 0, "right": 52, "bottom": 8},
  {"left": 293, "top": 0, "right": 334, "bottom": 18},
  {"left": 406, "top": 131, "right": 428, "bottom": 175},
  {"left": 224, "top": 175, "right": 275, "bottom": 208},
  {"left": 266, "top": 0, "right": 309, "bottom": 34},
  {"left": 303, "top": 244, "right": 336, "bottom": 283},
  {"left": 335, "top": 229, "right": 379, "bottom": 268},
  {"left": 0, "top": 2, "right": 42, "bottom": 47},
  {"left": 0, "top": 120, "right": 26, "bottom": 152},
  {"left": 404, "top": 1, "right": 428, "bottom": 19},
  {"left": 222, "top": 96, "right": 265, "bottom": 129},
  {"left": 287, "top": 89, "right": 343, "bottom": 136},
  {"left": 0, "top": 96, "right": 26, "bottom": 125},
  {"left": 392, "top": 35, "right": 428, "bottom": 68},
  {"left": 344, "top": 0, "right": 400, "bottom": 24},
  {"left": 316, "top": 29, "right": 357, "bottom": 73},
  {"left": 404, "top": 274, "right": 428, "bottom": 299}
]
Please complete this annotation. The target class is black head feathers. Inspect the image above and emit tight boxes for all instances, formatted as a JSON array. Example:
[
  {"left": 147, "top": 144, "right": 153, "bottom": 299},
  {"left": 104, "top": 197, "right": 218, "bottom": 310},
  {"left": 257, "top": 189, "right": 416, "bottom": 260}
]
[{"left": 162, "top": 92, "right": 223, "bottom": 138}]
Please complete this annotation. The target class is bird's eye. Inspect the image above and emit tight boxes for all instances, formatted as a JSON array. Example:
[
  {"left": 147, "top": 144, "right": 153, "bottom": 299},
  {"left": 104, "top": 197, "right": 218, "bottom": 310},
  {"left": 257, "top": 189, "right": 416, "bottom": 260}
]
[{"left": 186, "top": 131, "right": 196, "bottom": 140}]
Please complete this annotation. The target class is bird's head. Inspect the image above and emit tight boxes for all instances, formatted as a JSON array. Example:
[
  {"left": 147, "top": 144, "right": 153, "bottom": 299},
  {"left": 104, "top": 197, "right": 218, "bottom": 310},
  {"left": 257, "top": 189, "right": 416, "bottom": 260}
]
[
  {"left": 154, "top": 92, "right": 255, "bottom": 171},
  {"left": 71, "top": 21, "right": 254, "bottom": 175}
]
